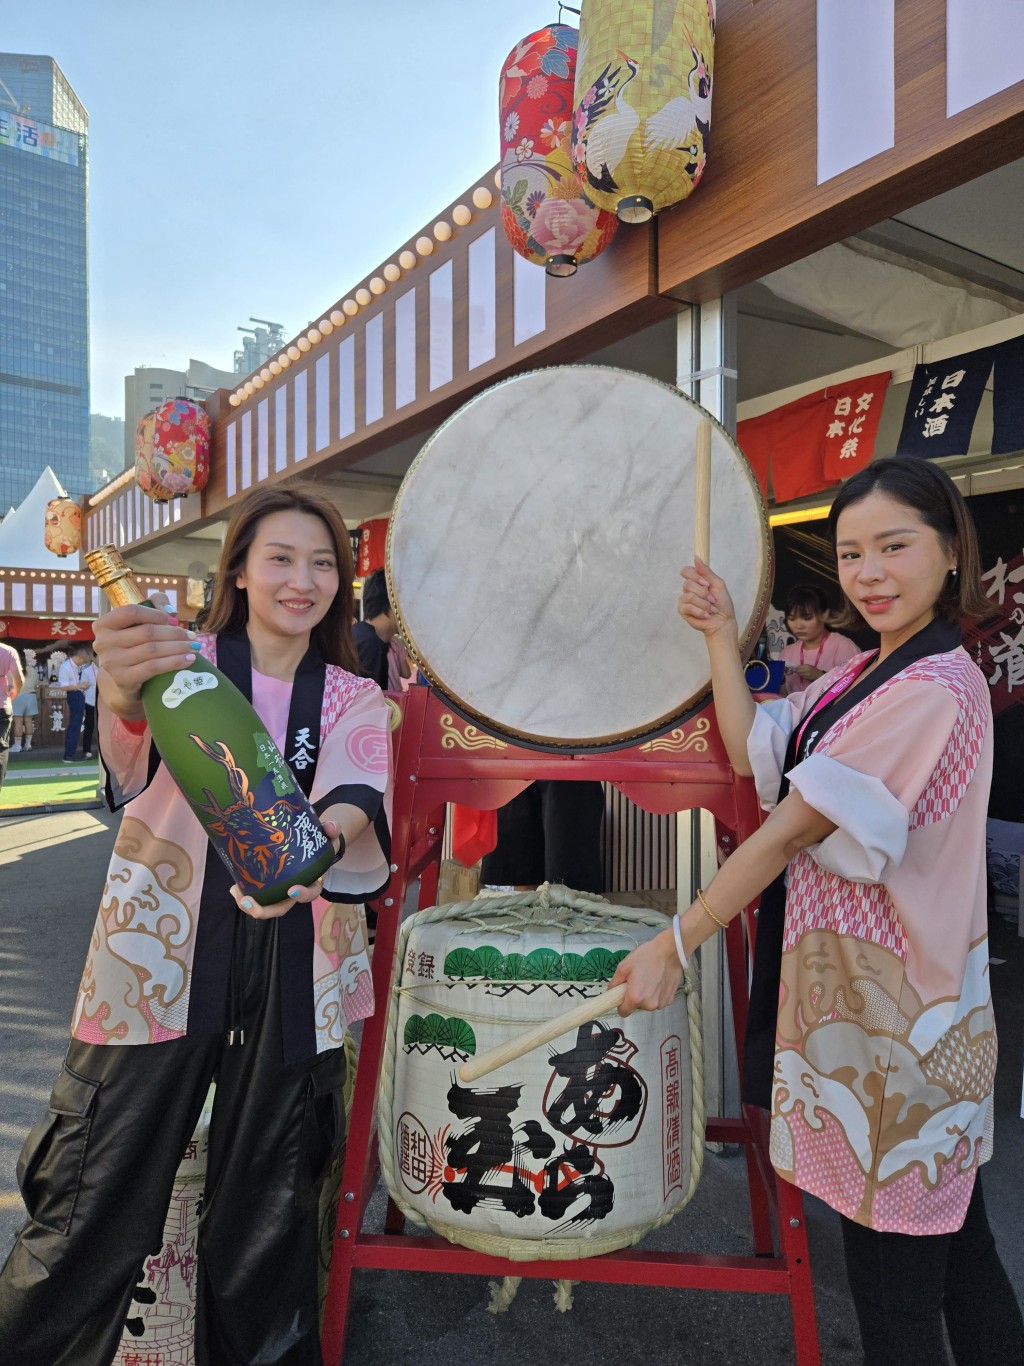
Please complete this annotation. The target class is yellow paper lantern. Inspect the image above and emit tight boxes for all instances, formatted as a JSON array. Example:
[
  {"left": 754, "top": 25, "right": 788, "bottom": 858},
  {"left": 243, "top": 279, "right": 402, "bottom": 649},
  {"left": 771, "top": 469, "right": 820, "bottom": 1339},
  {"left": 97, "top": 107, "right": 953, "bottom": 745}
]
[
  {"left": 573, "top": 0, "right": 715, "bottom": 222},
  {"left": 44, "top": 497, "right": 81, "bottom": 558}
]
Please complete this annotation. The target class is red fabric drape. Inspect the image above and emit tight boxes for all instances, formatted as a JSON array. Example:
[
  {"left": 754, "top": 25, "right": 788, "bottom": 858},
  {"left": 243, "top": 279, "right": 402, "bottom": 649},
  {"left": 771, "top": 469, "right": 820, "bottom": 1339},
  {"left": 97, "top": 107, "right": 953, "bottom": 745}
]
[
  {"left": 450, "top": 805, "right": 499, "bottom": 867},
  {"left": 356, "top": 519, "right": 389, "bottom": 578},
  {"left": 737, "top": 371, "right": 891, "bottom": 502}
]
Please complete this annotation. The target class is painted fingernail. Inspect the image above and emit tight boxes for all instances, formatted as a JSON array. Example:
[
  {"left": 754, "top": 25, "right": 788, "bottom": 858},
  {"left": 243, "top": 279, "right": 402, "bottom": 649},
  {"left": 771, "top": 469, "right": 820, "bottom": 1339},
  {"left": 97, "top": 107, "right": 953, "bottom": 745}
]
[
  {"left": 241, "top": 898, "right": 254, "bottom": 911},
  {"left": 288, "top": 887, "right": 302, "bottom": 898}
]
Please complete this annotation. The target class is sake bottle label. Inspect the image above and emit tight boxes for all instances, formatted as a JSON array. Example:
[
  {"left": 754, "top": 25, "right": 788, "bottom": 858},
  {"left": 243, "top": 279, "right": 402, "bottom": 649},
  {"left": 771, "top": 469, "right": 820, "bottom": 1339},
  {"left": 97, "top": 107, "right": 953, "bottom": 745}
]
[
  {"left": 188, "top": 734, "right": 329, "bottom": 892},
  {"left": 161, "top": 669, "right": 219, "bottom": 709},
  {"left": 254, "top": 731, "right": 297, "bottom": 798}
]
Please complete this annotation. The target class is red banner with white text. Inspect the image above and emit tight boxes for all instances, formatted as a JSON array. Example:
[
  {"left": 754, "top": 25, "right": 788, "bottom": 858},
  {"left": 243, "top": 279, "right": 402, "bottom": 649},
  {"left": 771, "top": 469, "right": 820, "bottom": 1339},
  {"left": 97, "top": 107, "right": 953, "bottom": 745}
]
[
  {"left": 738, "top": 370, "right": 891, "bottom": 501},
  {"left": 0, "top": 617, "right": 95, "bottom": 641}
]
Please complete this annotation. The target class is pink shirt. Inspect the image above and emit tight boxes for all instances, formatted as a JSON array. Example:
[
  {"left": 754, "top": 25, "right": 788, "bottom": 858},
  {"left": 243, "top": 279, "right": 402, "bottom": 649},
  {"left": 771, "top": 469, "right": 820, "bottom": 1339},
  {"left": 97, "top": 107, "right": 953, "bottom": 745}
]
[
  {"left": 778, "top": 630, "right": 860, "bottom": 694},
  {"left": 0, "top": 643, "right": 18, "bottom": 711},
  {"left": 748, "top": 647, "right": 994, "bottom": 1234},
  {"left": 251, "top": 669, "right": 291, "bottom": 750}
]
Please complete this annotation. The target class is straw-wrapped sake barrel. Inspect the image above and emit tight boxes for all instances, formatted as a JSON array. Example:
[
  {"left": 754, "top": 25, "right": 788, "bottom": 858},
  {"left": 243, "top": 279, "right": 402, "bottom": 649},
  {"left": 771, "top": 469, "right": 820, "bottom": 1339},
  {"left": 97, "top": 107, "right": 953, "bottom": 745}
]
[
  {"left": 379, "top": 886, "right": 703, "bottom": 1261},
  {"left": 113, "top": 1088, "right": 214, "bottom": 1366}
]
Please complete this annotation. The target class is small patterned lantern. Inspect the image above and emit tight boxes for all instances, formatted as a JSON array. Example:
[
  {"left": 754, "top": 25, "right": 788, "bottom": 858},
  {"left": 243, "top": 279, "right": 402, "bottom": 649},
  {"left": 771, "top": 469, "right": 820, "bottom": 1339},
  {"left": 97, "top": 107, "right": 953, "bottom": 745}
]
[
  {"left": 500, "top": 25, "right": 617, "bottom": 276},
  {"left": 135, "top": 397, "right": 211, "bottom": 501},
  {"left": 573, "top": 0, "right": 715, "bottom": 223},
  {"left": 44, "top": 497, "right": 81, "bottom": 558},
  {"left": 356, "top": 518, "right": 389, "bottom": 578}
]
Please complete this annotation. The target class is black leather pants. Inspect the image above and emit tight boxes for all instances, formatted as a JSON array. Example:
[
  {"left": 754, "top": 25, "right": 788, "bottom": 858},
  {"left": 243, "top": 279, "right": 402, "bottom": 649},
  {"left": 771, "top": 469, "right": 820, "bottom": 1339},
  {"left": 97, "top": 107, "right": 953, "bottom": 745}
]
[{"left": 0, "top": 913, "right": 346, "bottom": 1366}]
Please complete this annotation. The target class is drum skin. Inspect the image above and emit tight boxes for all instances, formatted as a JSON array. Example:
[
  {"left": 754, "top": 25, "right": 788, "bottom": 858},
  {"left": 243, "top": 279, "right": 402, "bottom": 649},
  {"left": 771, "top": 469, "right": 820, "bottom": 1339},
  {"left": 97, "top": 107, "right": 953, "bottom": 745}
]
[
  {"left": 387, "top": 365, "right": 771, "bottom": 750},
  {"left": 377, "top": 891, "right": 703, "bottom": 1261}
]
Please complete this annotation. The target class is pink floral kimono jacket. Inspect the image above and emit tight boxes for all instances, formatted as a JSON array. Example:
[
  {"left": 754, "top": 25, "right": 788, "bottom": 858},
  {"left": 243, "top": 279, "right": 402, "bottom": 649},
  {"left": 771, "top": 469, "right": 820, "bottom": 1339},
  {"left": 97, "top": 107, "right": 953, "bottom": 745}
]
[
  {"left": 71, "top": 634, "right": 393, "bottom": 1063},
  {"left": 748, "top": 633, "right": 995, "bottom": 1234}
]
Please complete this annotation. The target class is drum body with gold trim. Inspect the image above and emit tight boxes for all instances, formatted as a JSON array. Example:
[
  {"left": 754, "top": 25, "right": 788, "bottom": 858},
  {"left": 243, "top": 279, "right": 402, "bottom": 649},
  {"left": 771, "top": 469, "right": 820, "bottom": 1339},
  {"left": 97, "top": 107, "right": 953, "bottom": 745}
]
[{"left": 387, "top": 365, "right": 770, "bottom": 751}]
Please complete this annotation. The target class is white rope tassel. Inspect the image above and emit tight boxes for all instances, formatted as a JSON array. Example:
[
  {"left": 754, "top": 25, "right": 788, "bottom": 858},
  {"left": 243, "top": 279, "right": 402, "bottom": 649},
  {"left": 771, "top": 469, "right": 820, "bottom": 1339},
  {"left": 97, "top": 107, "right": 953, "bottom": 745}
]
[
  {"left": 552, "top": 1279, "right": 575, "bottom": 1312},
  {"left": 487, "top": 1276, "right": 522, "bottom": 1314}
]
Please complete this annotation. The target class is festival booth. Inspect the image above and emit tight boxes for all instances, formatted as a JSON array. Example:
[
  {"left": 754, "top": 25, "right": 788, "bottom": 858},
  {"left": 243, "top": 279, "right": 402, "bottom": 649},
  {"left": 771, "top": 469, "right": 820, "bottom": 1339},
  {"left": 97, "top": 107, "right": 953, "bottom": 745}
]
[
  {"left": 71, "top": 2, "right": 1024, "bottom": 1361},
  {"left": 0, "top": 564, "right": 190, "bottom": 748}
]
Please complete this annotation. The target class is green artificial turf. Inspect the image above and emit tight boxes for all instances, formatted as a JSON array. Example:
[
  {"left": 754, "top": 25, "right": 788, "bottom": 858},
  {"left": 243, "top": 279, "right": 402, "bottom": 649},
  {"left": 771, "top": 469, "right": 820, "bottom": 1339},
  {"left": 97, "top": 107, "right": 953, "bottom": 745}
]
[{"left": 1, "top": 760, "right": 102, "bottom": 811}]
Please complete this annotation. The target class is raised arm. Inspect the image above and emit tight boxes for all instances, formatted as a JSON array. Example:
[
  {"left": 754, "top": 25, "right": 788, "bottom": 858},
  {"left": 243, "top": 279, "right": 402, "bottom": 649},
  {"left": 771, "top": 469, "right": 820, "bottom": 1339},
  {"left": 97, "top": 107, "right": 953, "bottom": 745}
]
[
  {"left": 611, "top": 787, "right": 837, "bottom": 1013},
  {"left": 678, "top": 556, "right": 755, "bottom": 776}
]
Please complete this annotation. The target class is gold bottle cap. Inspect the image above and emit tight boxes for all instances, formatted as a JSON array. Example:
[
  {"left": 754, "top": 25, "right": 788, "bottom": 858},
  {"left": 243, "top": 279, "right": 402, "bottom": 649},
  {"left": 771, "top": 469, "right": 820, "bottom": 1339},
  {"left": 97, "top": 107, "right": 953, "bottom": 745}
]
[
  {"left": 86, "top": 545, "right": 148, "bottom": 608},
  {"left": 84, "top": 544, "right": 130, "bottom": 588}
]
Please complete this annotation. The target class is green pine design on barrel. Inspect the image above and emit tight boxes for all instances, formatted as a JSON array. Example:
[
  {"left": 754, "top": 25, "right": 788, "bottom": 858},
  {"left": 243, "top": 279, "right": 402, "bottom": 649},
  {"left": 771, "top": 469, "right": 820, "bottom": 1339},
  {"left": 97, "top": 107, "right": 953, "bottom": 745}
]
[
  {"left": 403, "top": 1012, "right": 477, "bottom": 1057},
  {"left": 474, "top": 945, "right": 505, "bottom": 978},
  {"left": 439, "top": 944, "right": 630, "bottom": 983},
  {"left": 443, "top": 948, "right": 482, "bottom": 980},
  {"left": 523, "top": 947, "right": 562, "bottom": 980}
]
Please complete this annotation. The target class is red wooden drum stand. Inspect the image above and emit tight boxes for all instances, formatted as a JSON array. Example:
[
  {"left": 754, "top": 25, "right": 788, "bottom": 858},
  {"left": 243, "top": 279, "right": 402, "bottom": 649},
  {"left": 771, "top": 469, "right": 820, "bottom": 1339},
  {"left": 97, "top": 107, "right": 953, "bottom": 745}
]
[{"left": 320, "top": 687, "right": 821, "bottom": 1364}]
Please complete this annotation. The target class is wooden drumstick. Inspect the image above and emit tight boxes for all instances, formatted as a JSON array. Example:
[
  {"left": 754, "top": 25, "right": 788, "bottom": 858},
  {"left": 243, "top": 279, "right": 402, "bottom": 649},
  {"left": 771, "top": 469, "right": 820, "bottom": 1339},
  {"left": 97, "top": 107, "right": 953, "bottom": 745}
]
[
  {"left": 457, "top": 983, "right": 627, "bottom": 1084},
  {"left": 694, "top": 418, "right": 712, "bottom": 564}
]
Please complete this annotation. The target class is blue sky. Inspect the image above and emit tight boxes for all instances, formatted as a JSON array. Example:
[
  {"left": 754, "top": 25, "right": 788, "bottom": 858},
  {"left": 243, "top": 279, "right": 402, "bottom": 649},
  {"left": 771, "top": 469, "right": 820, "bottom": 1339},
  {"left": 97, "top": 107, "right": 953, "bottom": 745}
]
[{"left": 4, "top": 1, "right": 541, "bottom": 415}]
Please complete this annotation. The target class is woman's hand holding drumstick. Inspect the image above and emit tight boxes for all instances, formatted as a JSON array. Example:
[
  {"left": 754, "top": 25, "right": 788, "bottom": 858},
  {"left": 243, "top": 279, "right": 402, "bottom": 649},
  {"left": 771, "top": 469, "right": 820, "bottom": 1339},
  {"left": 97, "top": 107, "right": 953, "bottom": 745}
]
[{"left": 458, "top": 985, "right": 627, "bottom": 1083}]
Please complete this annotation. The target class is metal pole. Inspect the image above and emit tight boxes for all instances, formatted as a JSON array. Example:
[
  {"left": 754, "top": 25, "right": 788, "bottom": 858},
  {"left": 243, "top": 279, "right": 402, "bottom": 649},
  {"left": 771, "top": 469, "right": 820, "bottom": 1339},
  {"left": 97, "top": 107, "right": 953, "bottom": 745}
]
[{"left": 676, "top": 298, "right": 741, "bottom": 1128}]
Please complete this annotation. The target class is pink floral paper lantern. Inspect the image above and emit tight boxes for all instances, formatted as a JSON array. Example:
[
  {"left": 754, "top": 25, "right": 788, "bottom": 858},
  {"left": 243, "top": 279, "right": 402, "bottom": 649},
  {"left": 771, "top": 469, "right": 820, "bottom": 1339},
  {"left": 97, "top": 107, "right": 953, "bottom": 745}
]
[
  {"left": 499, "top": 24, "right": 617, "bottom": 277},
  {"left": 44, "top": 497, "right": 82, "bottom": 558},
  {"left": 135, "top": 398, "right": 211, "bottom": 501}
]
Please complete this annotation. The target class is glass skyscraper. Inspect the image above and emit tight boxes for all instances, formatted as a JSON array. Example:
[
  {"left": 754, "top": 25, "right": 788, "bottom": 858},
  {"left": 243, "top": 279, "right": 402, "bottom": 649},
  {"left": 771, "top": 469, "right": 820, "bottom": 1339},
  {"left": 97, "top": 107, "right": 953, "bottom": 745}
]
[{"left": 0, "top": 53, "right": 89, "bottom": 511}]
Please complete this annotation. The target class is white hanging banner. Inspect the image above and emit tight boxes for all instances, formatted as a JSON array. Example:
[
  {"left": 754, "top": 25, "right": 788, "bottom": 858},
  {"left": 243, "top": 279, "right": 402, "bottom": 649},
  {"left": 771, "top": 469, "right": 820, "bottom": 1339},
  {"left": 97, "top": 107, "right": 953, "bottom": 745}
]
[
  {"left": 816, "top": 0, "right": 895, "bottom": 184},
  {"left": 947, "top": 0, "right": 1024, "bottom": 118}
]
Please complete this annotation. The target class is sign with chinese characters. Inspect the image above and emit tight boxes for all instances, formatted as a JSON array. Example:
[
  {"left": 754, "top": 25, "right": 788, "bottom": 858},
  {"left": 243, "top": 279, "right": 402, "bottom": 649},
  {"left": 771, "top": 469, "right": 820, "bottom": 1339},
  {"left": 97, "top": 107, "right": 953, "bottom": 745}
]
[
  {"left": 820, "top": 374, "right": 892, "bottom": 481},
  {"left": 0, "top": 618, "right": 94, "bottom": 642},
  {"left": 896, "top": 348, "right": 994, "bottom": 459},
  {"left": 737, "top": 370, "right": 891, "bottom": 500},
  {"left": 992, "top": 334, "right": 1024, "bottom": 456},
  {"left": 0, "top": 113, "right": 79, "bottom": 165},
  {"left": 380, "top": 905, "right": 702, "bottom": 1259}
]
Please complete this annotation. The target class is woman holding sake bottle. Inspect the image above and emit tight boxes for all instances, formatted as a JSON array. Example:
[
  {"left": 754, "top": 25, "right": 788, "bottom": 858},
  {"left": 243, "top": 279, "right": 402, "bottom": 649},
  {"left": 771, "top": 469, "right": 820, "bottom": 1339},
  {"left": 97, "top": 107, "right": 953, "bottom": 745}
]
[
  {"left": 611, "top": 458, "right": 1023, "bottom": 1364},
  {"left": 0, "top": 484, "right": 393, "bottom": 1366}
]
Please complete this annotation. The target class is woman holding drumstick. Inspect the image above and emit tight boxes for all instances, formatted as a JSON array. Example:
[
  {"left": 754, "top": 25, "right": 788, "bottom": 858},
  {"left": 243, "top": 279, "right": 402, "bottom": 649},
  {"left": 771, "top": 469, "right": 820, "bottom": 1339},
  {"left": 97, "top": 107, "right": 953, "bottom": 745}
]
[{"left": 610, "top": 458, "right": 1023, "bottom": 1364}]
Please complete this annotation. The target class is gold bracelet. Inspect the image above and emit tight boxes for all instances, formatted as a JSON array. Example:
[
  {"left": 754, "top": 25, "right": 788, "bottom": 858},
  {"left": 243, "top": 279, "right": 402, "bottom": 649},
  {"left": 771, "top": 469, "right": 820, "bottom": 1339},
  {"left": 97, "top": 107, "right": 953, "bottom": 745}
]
[{"left": 696, "top": 886, "right": 728, "bottom": 930}]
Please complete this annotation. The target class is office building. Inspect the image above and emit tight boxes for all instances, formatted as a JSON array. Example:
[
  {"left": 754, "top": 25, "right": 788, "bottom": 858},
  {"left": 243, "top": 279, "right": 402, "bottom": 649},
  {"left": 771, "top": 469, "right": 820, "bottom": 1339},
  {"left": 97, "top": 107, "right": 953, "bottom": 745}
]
[
  {"left": 0, "top": 53, "right": 89, "bottom": 510},
  {"left": 234, "top": 319, "right": 285, "bottom": 375},
  {"left": 123, "top": 359, "right": 237, "bottom": 467}
]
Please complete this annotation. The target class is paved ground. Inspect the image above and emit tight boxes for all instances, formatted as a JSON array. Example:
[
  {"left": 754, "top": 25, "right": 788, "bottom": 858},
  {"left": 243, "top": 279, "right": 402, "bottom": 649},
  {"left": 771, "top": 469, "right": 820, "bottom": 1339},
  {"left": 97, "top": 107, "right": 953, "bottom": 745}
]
[{"left": 1, "top": 806, "right": 1021, "bottom": 1364}]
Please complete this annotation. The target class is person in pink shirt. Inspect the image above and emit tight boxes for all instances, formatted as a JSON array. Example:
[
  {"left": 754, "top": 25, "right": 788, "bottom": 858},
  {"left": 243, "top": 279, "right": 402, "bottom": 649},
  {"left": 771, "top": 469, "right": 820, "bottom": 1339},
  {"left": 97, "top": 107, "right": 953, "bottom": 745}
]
[
  {"left": 613, "top": 459, "right": 1023, "bottom": 1364},
  {"left": 0, "top": 640, "right": 23, "bottom": 791},
  {"left": 0, "top": 485, "right": 393, "bottom": 1366},
  {"left": 778, "top": 583, "right": 860, "bottom": 694}
]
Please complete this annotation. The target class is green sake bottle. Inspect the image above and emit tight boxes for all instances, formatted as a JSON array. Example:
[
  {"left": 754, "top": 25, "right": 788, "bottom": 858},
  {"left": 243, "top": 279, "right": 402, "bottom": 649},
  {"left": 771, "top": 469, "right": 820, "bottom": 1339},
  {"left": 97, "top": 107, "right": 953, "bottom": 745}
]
[{"left": 86, "top": 545, "right": 336, "bottom": 905}]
